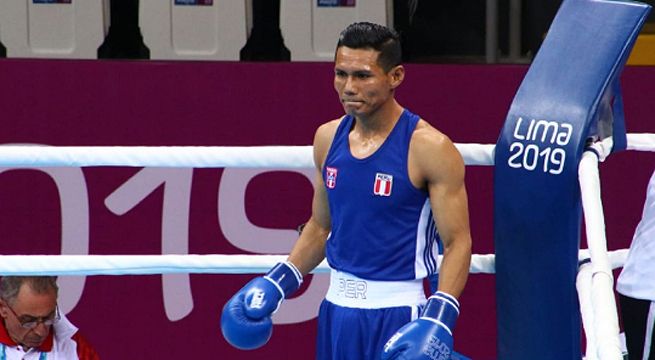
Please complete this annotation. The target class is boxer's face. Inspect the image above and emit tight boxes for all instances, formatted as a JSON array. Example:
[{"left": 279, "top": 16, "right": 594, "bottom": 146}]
[{"left": 334, "top": 46, "right": 402, "bottom": 119}]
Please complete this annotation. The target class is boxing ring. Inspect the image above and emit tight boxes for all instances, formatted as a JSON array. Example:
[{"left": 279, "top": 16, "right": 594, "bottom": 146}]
[
  {"left": 0, "top": 1, "right": 649, "bottom": 358},
  {"left": 0, "top": 135, "right": 651, "bottom": 360}
]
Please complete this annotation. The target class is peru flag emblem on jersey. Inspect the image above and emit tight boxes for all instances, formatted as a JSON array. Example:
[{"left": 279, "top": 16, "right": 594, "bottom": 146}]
[
  {"left": 326, "top": 167, "right": 338, "bottom": 189},
  {"left": 373, "top": 173, "right": 393, "bottom": 196}
]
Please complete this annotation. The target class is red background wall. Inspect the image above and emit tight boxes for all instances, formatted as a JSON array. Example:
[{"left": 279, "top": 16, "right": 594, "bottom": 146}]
[{"left": 0, "top": 59, "right": 653, "bottom": 359}]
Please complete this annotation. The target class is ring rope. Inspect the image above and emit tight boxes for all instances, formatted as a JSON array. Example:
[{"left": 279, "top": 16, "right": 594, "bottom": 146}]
[
  {"left": 0, "top": 144, "right": 495, "bottom": 167},
  {"left": 578, "top": 147, "right": 629, "bottom": 360},
  {"left": 0, "top": 250, "right": 628, "bottom": 276},
  {"left": 627, "top": 133, "right": 655, "bottom": 152},
  {"left": 0, "top": 134, "right": 651, "bottom": 168},
  {"left": 0, "top": 145, "right": 316, "bottom": 168}
]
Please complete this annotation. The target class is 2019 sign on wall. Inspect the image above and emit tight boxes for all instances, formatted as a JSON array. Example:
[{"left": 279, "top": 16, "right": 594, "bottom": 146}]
[{"left": 0, "top": 163, "right": 326, "bottom": 324}]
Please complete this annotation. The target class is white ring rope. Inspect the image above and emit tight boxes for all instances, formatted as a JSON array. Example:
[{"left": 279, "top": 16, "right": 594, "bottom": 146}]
[
  {"left": 579, "top": 151, "right": 622, "bottom": 360},
  {"left": 0, "top": 143, "right": 495, "bottom": 167},
  {"left": 0, "top": 250, "right": 628, "bottom": 276},
  {"left": 454, "top": 143, "right": 496, "bottom": 165},
  {"left": 0, "top": 134, "right": 651, "bottom": 168},
  {"left": 627, "top": 133, "right": 655, "bottom": 152},
  {"left": 0, "top": 145, "right": 316, "bottom": 168}
]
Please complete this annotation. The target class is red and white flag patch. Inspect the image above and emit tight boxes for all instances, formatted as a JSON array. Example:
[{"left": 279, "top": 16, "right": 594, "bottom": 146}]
[
  {"left": 326, "top": 167, "right": 338, "bottom": 189},
  {"left": 373, "top": 173, "right": 393, "bottom": 196}
]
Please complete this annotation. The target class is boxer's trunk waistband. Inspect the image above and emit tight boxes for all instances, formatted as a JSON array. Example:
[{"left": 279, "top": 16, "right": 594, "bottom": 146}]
[{"left": 325, "top": 269, "right": 427, "bottom": 309}]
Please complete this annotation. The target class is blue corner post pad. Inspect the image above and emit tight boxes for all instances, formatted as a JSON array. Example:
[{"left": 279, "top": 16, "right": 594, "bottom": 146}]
[
  {"left": 451, "top": 350, "right": 471, "bottom": 360},
  {"left": 493, "top": 1, "right": 651, "bottom": 360}
]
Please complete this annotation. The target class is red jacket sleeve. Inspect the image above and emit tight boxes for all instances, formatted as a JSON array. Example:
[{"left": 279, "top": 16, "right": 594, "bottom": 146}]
[{"left": 72, "top": 332, "right": 100, "bottom": 360}]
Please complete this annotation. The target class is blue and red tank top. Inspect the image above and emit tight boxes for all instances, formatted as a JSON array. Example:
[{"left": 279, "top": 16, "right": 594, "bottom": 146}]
[{"left": 323, "top": 109, "right": 441, "bottom": 281}]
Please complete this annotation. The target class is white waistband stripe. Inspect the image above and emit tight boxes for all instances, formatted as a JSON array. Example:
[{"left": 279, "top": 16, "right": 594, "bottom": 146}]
[{"left": 325, "top": 270, "right": 427, "bottom": 309}]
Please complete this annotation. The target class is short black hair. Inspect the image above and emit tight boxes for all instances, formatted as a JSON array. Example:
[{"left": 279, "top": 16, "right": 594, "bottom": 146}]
[{"left": 336, "top": 22, "right": 402, "bottom": 72}]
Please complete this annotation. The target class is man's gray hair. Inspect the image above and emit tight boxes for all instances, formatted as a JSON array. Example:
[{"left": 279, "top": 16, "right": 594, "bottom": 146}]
[{"left": 0, "top": 276, "right": 58, "bottom": 305}]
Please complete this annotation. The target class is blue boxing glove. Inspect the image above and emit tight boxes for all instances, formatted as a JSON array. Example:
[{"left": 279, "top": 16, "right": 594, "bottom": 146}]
[
  {"left": 381, "top": 291, "right": 460, "bottom": 360},
  {"left": 220, "top": 261, "right": 302, "bottom": 350}
]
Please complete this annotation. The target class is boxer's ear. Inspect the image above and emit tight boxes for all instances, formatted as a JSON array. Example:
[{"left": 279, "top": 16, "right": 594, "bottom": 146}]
[{"left": 388, "top": 65, "right": 404, "bottom": 90}]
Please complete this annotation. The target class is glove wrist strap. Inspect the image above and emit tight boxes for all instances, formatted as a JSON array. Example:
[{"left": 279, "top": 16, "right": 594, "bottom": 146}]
[
  {"left": 265, "top": 261, "right": 302, "bottom": 298},
  {"left": 421, "top": 291, "right": 460, "bottom": 332}
]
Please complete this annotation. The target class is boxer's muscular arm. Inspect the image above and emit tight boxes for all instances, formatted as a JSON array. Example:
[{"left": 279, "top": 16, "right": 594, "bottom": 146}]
[
  {"left": 287, "top": 119, "right": 339, "bottom": 276},
  {"left": 410, "top": 120, "right": 472, "bottom": 298},
  {"left": 382, "top": 121, "right": 472, "bottom": 360}
]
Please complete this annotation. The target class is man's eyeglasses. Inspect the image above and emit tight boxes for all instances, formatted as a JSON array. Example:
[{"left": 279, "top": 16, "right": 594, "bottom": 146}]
[{"left": 3, "top": 301, "right": 60, "bottom": 329}]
